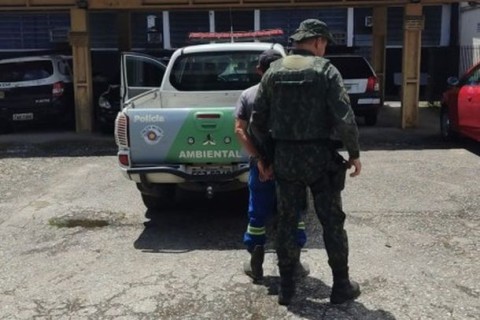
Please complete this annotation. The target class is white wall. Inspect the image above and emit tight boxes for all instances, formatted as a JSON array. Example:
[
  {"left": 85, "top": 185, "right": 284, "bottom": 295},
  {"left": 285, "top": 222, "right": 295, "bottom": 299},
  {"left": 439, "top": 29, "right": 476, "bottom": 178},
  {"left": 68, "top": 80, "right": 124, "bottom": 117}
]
[
  {"left": 459, "top": 3, "right": 480, "bottom": 73},
  {"left": 459, "top": 3, "right": 480, "bottom": 46}
]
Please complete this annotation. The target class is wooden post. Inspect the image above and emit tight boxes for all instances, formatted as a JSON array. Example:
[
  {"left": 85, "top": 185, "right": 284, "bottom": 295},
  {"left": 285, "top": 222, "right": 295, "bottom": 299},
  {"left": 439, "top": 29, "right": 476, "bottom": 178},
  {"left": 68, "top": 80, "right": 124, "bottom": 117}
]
[
  {"left": 69, "top": 8, "right": 93, "bottom": 133},
  {"left": 372, "top": 6, "right": 387, "bottom": 106},
  {"left": 401, "top": 3, "right": 424, "bottom": 128}
]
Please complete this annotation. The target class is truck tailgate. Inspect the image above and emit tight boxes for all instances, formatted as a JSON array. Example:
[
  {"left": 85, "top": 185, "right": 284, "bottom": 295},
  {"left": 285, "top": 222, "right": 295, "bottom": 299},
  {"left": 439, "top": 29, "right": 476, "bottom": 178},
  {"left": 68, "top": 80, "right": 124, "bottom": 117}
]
[{"left": 128, "top": 107, "right": 248, "bottom": 165}]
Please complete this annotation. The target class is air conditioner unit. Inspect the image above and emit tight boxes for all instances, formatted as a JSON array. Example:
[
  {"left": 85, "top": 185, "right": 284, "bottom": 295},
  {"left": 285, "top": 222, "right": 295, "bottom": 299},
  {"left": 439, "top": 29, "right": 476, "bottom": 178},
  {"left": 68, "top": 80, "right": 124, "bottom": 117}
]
[{"left": 365, "top": 16, "right": 373, "bottom": 28}]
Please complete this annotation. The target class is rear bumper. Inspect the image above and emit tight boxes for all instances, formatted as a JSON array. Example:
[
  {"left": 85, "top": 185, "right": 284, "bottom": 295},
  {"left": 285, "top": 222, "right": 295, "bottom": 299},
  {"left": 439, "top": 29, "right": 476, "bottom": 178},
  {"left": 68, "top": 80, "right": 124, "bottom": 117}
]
[
  {"left": 120, "top": 163, "right": 250, "bottom": 184},
  {"left": 0, "top": 97, "right": 73, "bottom": 123},
  {"left": 350, "top": 94, "right": 382, "bottom": 116}
]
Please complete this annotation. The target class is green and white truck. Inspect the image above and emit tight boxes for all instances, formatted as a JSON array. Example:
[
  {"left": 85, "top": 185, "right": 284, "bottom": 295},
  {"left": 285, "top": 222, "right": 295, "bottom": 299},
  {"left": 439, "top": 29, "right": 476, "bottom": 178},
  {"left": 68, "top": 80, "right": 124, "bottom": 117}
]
[{"left": 114, "top": 42, "right": 286, "bottom": 211}]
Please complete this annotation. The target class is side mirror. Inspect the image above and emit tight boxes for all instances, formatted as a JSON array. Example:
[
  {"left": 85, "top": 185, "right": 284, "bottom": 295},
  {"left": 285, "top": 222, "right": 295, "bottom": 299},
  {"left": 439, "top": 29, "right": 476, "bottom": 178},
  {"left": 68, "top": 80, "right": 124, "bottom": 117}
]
[{"left": 447, "top": 76, "right": 459, "bottom": 86}]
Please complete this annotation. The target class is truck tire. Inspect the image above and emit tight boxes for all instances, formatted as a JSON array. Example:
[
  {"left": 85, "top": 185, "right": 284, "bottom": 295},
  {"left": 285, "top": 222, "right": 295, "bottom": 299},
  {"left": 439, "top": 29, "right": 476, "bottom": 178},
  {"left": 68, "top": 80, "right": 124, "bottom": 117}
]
[
  {"left": 0, "top": 118, "right": 13, "bottom": 134},
  {"left": 139, "top": 185, "right": 176, "bottom": 212}
]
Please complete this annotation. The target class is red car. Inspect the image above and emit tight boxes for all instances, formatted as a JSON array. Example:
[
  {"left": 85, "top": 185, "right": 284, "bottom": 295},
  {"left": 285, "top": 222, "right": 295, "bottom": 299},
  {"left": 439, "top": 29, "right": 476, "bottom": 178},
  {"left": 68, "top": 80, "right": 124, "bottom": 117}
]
[{"left": 440, "top": 60, "right": 480, "bottom": 142}]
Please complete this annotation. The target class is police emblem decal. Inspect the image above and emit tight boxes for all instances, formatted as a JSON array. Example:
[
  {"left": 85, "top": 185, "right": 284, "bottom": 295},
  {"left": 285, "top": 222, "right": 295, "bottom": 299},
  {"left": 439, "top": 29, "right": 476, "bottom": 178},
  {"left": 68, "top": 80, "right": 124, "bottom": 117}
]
[
  {"left": 202, "top": 134, "right": 216, "bottom": 146},
  {"left": 141, "top": 125, "right": 164, "bottom": 145}
]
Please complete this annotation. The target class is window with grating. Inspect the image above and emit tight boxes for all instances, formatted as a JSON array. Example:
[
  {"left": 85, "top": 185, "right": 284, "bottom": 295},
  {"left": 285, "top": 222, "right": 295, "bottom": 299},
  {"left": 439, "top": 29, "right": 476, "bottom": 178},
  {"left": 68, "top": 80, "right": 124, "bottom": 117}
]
[
  {"left": 215, "top": 10, "right": 254, "bottom": 33},
  {"left": 169, "top": 11, "right": 209, "bottom": 49},
  {"left": 0, "top": 12, "right": 69, "bottom": 50},
  {"left": 260, "top": 8, "right": 348, "bottom": 46},
  {"left": 90, "top": 12, "right": 118, "bottom": 49}
]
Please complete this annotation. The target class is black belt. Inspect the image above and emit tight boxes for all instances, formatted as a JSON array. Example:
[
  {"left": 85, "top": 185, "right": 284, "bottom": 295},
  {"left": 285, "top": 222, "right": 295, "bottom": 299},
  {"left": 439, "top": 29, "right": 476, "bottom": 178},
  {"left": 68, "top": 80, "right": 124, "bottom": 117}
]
[
  {"left": 275, "top": 139, "right": 343, "bottom": 149},
  {"left": 274, "top": 138, "right": 329, "bottom": 144}
]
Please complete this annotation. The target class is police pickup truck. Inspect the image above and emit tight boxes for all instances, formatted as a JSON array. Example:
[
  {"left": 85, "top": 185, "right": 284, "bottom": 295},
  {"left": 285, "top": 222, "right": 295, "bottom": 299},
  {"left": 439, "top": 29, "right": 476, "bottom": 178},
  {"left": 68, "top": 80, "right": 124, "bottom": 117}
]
[{"left": 114, "top": 42, "right": 286, "bottom": 211}]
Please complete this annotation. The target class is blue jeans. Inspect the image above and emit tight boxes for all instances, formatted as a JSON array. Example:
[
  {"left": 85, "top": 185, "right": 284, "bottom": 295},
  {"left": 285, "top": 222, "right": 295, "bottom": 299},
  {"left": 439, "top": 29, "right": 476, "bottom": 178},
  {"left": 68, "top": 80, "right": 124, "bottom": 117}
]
[{"left": 243, "top": 163, "right": 307, "bottom": 252}]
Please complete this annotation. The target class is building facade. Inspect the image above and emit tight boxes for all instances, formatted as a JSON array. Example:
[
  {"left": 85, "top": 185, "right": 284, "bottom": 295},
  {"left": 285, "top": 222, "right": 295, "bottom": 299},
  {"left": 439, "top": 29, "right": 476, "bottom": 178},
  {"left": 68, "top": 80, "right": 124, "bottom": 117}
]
[{"left": 0, "top": 5, "right": 461, "bottom": 99}]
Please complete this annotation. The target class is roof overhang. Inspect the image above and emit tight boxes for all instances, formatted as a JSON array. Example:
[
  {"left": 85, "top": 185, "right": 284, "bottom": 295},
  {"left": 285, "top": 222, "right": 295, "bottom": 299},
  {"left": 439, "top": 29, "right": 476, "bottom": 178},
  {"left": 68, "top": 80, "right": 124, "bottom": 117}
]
[{"left": 0, "top": 0, "right": 465, "bottom": 11}]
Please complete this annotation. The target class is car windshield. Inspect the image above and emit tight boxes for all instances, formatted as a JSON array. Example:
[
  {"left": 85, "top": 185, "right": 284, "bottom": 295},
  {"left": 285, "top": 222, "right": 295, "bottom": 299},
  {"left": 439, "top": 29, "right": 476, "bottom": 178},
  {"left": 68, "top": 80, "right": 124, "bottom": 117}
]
[
  {"left": 169, "top": 51, "right": 263, "bottom": 91},
  {"left": 327, "top": 56, "right": 373, "bottom": 79},
  {"left": 0, "top": 60, "right": 54, "bottom": 82}
]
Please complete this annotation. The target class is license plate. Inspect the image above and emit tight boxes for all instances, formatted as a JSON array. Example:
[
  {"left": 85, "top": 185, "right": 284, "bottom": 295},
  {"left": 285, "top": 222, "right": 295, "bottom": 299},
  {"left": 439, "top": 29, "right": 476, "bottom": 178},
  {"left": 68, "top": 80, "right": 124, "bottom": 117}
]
[
  {"left": 0, "top": 91, "right": 4, "bottom": 99},
  {"left": 12, "top": 113, "right": 34, "bottom": 121},
  {"left": 187, "top": 165, "right": 233, "bottom": 176}
]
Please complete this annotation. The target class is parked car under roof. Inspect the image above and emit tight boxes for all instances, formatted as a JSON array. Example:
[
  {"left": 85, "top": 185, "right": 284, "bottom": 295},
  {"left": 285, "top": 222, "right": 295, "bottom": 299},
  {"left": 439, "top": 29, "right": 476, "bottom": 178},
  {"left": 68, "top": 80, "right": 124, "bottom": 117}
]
[
  {"left": 326, "top": 54, "right": 381, "bottom": 126},
  {"left": 0, "top": 55, "right": 74, "bottom": 133},
  {"left": 440, "top": 60, "right": 480, "bottom": 142}
]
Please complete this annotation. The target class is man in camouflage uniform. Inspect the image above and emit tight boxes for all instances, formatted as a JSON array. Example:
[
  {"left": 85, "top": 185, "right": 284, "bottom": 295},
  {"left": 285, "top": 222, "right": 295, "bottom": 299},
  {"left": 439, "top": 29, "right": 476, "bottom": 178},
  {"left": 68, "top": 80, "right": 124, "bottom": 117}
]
[{"left": 250, "top": 19, "right": 362, "bottom": 305}]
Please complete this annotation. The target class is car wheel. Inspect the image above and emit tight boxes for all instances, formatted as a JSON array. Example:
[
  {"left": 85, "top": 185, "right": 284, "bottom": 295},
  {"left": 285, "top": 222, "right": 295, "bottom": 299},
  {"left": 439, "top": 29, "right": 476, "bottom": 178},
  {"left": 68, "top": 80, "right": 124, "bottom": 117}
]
[
  {"left": 140, "top": 185, "right": 176, "bottom": 214},
  {"left": 364, "top": 113, "right": 378, "bottom": 126},
  {"left": 440, "top": 106, "right": 456, "bottom": 141}
]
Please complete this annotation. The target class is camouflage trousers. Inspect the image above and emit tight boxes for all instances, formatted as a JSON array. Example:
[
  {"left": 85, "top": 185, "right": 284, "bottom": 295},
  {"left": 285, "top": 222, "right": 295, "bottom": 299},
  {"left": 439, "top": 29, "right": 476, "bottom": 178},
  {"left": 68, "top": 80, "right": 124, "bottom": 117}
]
[{"left": 273, "top": 142, "right": 349, "bottom": 273}]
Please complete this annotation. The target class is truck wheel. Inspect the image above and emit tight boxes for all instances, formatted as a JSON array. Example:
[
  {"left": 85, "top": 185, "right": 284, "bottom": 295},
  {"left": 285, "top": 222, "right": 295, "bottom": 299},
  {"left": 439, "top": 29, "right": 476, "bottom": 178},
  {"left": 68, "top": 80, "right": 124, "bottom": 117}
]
[
  {"left": 0, "top": 118, "right": 13, "bottom": 134},
  {"left": 364, "top": 113, "right": 378, "bottom": 126},
  {"left": 140, "top": 185, "right": 176, "bottom": 212}
]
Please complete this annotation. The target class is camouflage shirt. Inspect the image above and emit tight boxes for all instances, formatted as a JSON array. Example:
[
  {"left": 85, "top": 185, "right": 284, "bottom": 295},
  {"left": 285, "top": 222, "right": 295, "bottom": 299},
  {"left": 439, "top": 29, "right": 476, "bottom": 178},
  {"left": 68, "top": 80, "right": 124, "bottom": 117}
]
[{"left": 250, "top": 49, "right": 360, "bottom": 159}]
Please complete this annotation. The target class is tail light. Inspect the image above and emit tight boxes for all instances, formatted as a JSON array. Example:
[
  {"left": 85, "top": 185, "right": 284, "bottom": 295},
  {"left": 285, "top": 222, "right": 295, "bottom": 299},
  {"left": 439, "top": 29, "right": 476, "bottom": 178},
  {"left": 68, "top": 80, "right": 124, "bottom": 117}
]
[
  {"left": 115, "top": 113, "right": 130, "bottom": 148},
  {"left": 367, "top": 76, "right": 379, "bottom": 92},
  {"left": 118, "top": 154, "right": 130, "bottom": 166},
  {"left": 52, "top": 81, "right": 64, "bottom": 97}
]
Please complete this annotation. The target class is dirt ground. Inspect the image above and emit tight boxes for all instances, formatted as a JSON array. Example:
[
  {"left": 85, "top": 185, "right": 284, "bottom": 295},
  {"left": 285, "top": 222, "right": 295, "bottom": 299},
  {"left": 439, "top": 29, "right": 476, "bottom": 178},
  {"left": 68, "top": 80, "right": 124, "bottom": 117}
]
[{"left": 0, "top": 104, "right": 479, "bottom": 319}]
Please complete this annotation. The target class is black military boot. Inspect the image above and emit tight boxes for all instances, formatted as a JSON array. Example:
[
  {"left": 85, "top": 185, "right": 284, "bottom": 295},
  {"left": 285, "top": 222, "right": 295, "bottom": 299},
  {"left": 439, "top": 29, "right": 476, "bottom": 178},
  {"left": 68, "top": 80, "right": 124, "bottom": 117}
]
[
  {"left": 330, "top": 268, "right": 361, "bottom": 304},
  {"left": 278, "top": 267, "right": 296, "bottom": 306},
  {"left": 243, "top": 245, "right": 264, "bottom": 283},
  {"left": 294, "top": 261, "right": 310, "bottom": 280}
]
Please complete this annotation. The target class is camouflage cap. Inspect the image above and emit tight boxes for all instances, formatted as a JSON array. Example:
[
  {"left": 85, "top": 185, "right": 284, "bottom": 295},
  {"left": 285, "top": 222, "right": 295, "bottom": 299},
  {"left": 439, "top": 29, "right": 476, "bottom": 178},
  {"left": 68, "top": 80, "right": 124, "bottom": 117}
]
[{"left": 289, "top": 19, "right": 335, "bottom": 44}]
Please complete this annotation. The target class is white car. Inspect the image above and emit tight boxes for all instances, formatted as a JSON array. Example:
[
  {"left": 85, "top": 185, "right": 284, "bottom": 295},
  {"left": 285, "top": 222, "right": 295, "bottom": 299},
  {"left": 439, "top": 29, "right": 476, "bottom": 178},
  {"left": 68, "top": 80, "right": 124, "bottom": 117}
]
[
  {"left": 0, "top": 55, "right": 74, "bottom": 133},
  {"left": 326, "top": 55, "right": 381, "bottom": 126}
]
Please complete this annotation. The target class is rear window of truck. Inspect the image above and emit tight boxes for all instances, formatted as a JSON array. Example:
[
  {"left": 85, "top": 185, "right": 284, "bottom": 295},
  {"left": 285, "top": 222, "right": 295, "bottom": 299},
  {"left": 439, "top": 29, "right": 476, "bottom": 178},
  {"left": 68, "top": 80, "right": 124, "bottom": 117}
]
[{"left": 169, "top": 50, "right": 265, "bottom": 91}]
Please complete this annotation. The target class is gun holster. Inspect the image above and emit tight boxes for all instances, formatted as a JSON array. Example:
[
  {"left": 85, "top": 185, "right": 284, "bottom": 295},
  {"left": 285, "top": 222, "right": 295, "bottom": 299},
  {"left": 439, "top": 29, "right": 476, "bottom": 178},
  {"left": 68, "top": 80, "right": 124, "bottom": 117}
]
[{"left": 328, "top": 151, "right": 348, "bottom": 191}]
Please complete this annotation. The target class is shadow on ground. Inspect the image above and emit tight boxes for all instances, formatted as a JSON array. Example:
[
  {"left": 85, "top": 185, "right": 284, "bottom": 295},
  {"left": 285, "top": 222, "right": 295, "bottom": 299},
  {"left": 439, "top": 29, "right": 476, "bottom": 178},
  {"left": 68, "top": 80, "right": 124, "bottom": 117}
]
[
  {"left": 258, "top": 275, "right": 397, "bottom": 320},
  {"left": 133, "top": 186, "right": 327, "bottom": 252},
  {"left": 134, "top": 189, "right": 251, "bottom": 252}
]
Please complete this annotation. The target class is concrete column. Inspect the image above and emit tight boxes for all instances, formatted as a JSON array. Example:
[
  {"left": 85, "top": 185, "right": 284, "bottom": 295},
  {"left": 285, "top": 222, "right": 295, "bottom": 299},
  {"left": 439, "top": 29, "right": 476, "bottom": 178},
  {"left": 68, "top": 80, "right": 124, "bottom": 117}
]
[
  {"left": 209, "top": 11, "right": 215, "bottom": 32},
  {"left": 254, "top": 10, "right": 260, "bottom": 31},
  {"left": 372, "top": 6, "right": 387, "bottom": 105},
  {"left": 401, "top": 3, "right": 424, "bottom": 128},
  {"left": 163, "top": 11, "right": 171, "bottom": 49},
  {"left": 347, "top": 8, "right": 354, "bottom": 47},
  {"left": 440, "top": 4, "right": 451, "bottom": 46},
  {"left": 69, "top": 8, "right": 93, "bottom": 133}
]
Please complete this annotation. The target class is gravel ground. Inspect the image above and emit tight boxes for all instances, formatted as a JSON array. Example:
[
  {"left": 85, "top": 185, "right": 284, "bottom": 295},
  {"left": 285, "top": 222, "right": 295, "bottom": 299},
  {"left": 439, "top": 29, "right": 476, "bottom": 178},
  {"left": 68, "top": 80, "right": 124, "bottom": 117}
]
[{"left": 0, "top": 105, "right": 479, "bottom": 320}]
